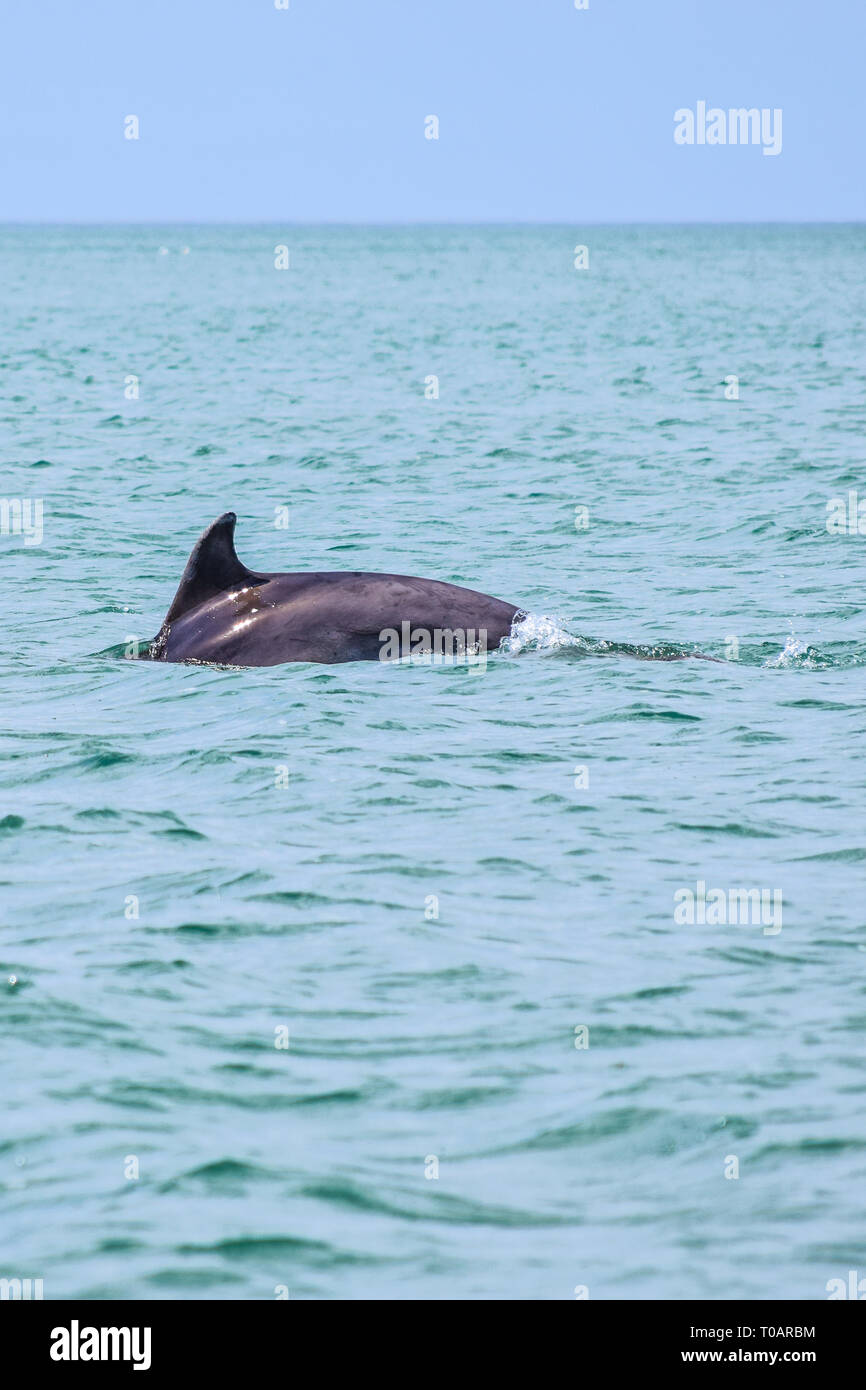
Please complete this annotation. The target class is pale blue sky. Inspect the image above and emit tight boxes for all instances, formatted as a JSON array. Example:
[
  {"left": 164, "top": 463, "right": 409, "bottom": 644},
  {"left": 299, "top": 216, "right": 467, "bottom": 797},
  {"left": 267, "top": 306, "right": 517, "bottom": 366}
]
[{"left": 1, "top": 0, "right": 862, "bottom": 222}]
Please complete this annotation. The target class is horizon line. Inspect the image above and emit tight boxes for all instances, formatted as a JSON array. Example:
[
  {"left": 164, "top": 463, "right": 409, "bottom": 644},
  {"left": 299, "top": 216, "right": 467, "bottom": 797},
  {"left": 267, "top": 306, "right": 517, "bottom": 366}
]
[{"left": 1, "top": 218, "right": 864, "bottom": 228}]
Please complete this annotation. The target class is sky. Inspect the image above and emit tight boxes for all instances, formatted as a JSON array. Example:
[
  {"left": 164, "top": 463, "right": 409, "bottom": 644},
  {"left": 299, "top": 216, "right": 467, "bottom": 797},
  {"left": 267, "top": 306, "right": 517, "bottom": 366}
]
[{"left": 1, "top": 0, "right": 863, "bottom": 222}]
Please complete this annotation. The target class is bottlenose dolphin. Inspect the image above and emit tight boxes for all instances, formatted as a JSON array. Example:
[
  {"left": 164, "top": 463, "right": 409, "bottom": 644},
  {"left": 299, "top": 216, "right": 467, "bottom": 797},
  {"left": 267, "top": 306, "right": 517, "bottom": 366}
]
[{"left": 150, "top": 513, "right": 522, "bottom": 666}]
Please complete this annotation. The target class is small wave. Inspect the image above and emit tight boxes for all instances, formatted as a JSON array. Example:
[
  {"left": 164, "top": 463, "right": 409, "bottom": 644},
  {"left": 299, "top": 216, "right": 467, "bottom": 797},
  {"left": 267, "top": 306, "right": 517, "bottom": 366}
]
[
  {"left": 93, "top": 640, "right": 154, "bottom": 660},
  {"left": 763, "top": 634, "right": 832, "bottom": 669},
  {"left": 506, "top": 616, "right": 866, "bottom": 670},
  {"left": 502, "top": 613, "right": 718, "bottom": 663},
  {"left": 500, "top": 612, "right": 591, "bottom": 656},
  {"left": 759, "top": 631, "right": 866, "bottom": 670}
]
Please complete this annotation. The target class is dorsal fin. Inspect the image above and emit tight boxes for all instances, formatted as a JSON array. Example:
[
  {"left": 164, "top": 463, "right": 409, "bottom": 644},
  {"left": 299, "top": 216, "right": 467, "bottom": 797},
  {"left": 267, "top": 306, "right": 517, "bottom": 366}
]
[{"left": 162, "top": 512, "right": 264, "bottom": 626}]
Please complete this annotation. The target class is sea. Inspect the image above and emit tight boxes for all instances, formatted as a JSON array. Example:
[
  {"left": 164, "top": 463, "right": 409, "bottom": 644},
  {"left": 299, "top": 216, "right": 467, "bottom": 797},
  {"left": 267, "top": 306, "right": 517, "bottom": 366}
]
[{"left": 2, "top": 223, "right": 865, "bottom": 1300}]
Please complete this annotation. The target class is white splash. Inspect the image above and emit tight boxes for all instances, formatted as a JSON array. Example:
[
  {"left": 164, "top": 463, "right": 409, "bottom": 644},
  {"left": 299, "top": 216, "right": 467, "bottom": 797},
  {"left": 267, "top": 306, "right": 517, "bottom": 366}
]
[
  {"left": 764, "top": 633, "right": 809, "bottom": 668},
  {"left": 500, "top": 612, "right": 587, "bottom": 656}
]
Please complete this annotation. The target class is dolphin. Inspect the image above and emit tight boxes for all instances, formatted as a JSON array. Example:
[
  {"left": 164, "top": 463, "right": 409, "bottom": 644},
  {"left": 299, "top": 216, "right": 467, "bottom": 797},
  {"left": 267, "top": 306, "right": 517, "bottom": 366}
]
[{"left": 150, "top": 513, "right": 522, "bottom": 666}]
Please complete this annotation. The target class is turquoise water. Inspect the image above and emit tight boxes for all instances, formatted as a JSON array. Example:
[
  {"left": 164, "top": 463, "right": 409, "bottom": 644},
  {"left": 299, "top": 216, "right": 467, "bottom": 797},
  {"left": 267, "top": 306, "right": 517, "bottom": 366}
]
[{"left": 3, "top": 225, "right": 866, "bottom": 1301}]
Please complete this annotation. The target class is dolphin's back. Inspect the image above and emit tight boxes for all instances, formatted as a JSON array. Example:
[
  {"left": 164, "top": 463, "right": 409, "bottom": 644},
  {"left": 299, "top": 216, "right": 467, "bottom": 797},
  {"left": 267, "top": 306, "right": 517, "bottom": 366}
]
[{"left": 152, "top": 513, "right": 520, "bottom": 666}]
